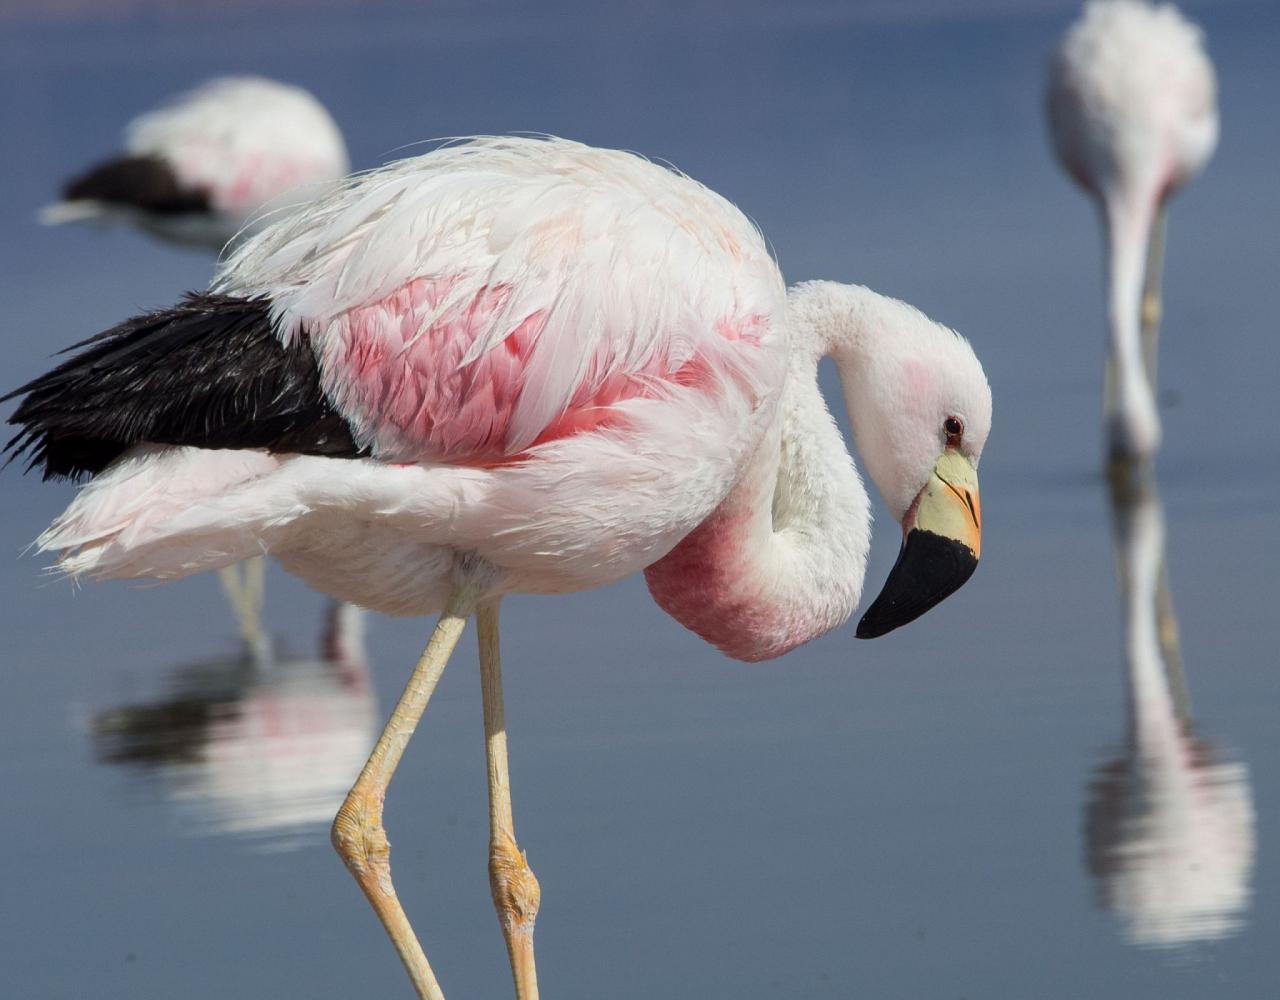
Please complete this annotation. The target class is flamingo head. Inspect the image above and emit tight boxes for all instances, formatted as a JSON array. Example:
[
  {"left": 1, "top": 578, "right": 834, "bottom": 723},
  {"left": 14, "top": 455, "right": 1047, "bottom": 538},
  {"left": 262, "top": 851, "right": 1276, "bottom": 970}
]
[{"left": 831, "top": 294, "right": 992, "bottom": 638}]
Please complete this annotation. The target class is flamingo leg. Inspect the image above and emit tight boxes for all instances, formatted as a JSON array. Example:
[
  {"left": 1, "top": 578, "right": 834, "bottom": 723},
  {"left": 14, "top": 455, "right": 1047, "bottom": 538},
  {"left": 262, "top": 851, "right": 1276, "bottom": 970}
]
[
  {"left": 477, "top": 602, "right": 541, "bottom": 1000},
  {"left": 332, "top": 587, "right": 477, "bottom": 1000},
  {"left": 217, "top": 561, "right": 263, "bottom": 649},
  {"left": 242, "top": 555, "right": 266, "bottom": 629}
]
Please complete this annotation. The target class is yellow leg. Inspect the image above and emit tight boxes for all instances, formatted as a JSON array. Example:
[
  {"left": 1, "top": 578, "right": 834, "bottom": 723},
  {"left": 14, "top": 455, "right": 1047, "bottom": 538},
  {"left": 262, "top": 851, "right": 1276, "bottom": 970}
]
[
  {"left": 331, "top": 587, "right": 476, "bottom": 1000},
  {"left": 1139, "top": 206, "right": 1167, "bottom": 389},
  {"left": 243, "top": 556, "right": 266, "bottom": 627},
  {"left": 477, "top": 603, "right": 541, "bottom": 1000}
]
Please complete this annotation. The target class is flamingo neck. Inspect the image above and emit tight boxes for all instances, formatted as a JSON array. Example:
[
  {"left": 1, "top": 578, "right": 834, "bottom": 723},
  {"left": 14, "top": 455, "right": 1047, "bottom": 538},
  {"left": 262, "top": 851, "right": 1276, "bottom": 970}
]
[
  {"left": 1102, "top": 185, "right": 1161, "bottom": 459},
  {"left": 644, "top": 284, "right": 881, "bottom": 662}
]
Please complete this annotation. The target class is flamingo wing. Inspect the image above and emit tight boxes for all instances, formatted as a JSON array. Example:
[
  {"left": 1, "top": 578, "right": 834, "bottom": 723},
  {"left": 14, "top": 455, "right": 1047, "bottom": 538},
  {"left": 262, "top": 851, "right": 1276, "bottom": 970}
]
[
  {"left": 218, "top": 136, "right": 786, "bottom": 464},
  {"left": 58, "top": 155, "right": 213, "bottom": 217},
  {"left": 3, "top": 293, "right": 363, "bottom": 480}
]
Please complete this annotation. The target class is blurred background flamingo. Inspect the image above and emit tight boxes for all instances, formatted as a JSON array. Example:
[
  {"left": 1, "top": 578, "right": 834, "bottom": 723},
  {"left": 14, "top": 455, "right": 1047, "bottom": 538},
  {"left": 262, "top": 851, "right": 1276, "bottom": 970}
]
[
  {"left": 1046, "top": 0, "right": 1218, "bottom": 462},
  {"left": 42, "top": 75, "right": 349, "bottom": 252}
]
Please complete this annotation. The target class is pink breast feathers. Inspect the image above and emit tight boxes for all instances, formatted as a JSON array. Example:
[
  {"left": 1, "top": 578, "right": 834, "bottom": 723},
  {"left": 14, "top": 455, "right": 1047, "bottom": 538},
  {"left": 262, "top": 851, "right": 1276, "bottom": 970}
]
[{"left": 316, "top": 276, "right": 767, "bottom": 466}]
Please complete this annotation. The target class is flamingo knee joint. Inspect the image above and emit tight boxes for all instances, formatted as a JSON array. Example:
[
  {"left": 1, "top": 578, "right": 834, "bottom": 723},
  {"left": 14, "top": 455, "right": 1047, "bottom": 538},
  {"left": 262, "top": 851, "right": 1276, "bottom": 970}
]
[
  {"left": 332, "top": 787, "right": 394, "bottom": 895},
  {"left": 489, "top": 830, "right": 541, "bottom": 934}
]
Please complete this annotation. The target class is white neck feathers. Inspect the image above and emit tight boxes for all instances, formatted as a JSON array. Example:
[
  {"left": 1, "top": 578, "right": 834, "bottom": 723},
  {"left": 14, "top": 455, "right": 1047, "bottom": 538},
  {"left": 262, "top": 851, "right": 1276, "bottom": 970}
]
[{"left": 644, "top": 283, "right": 911, "bottom": 661}]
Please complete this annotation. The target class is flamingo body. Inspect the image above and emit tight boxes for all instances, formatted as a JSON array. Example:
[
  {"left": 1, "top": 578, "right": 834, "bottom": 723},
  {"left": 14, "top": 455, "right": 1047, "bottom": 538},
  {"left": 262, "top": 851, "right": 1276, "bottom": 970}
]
[
  {"left": 11, "top": 137, "right": 989, "bottom": 656},
  {"left": 1048, "top": 1, "right": 1216, "bottom": 199},
  {"left": 42, "top": 76, "right": 349, "bottom": 250}
]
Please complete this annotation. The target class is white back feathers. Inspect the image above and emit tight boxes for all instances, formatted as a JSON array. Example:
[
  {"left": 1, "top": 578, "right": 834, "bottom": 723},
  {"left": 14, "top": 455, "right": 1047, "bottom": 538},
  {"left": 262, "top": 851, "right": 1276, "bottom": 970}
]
[{"left": 216, "top": 136, "right": 787, "bottom": 459}]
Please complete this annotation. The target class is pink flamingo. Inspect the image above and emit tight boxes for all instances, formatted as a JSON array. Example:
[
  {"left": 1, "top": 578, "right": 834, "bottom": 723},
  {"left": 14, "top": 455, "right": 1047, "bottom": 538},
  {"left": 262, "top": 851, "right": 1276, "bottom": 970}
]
[
  {"left": 40, "top": 74, "right": 351, "bottom": 645},
  {"left": 7, "top": 136, "right": 990, "bottom": 1000},
  {"left": 1046, "top": 0, "right": 1218, "bottom": 461}
]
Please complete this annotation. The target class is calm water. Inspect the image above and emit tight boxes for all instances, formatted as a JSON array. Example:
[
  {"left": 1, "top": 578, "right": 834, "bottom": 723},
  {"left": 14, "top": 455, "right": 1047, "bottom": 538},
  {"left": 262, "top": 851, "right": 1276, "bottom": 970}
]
[{"left": 2, "top": 2, "right": 1279, "bottom": 997}]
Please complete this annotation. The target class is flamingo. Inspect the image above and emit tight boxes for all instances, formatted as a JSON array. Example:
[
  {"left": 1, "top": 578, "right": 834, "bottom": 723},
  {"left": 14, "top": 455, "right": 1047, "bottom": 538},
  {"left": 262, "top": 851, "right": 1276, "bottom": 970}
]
[
  {"left": 5, "top": 136, "right": 991, "bottom": 1000},
  {"left": 41, "top": 75, "right": 350, "bottom": 251},
  {"left": 1046, "top": 0, "right": 1217, "bottom": 461},
  {"left": 40, "top": 74, "right": 351, "bottom": 646}
]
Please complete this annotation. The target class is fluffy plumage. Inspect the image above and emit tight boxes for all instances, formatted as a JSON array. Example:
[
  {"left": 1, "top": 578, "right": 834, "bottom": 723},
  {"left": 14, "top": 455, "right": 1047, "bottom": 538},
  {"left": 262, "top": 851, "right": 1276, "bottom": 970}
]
[
  {"left": 1047, "top": 0, "right": 1217, "bottom": 199},
  {"left": 215, "top": 137, "right": 783, "bottom": 461}
]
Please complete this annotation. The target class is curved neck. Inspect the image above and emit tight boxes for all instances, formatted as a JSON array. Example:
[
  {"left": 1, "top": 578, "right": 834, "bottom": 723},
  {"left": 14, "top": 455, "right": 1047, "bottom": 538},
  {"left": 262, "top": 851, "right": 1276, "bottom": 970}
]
[
  {"left": 1102, "top": 186, "right": 1161, "bottom": 459},
  {"left": 645, "top": 283, "right": 883, "bottom": 662}
]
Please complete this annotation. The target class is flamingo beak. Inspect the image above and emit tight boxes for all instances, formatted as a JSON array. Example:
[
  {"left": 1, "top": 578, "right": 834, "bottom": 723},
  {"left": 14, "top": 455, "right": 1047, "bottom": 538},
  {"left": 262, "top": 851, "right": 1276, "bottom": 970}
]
[{"left": 856, "top": 451, "right": 981, "bottom": 639}]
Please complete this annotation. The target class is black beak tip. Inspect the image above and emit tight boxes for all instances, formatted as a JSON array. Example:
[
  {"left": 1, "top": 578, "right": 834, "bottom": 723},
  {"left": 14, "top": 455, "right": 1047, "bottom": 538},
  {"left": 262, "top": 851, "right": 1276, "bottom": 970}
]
[
  {"left": 854, "top": 530, "right": 979, "bottom": 640},
  {"left": 854, "top": 616, "right": 892, "bottom": 640}
]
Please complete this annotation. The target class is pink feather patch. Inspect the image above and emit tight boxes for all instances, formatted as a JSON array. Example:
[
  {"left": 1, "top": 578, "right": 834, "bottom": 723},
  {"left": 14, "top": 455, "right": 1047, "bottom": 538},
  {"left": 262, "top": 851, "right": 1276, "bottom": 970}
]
[{"left": 317, "top": 277, "right": 766, "bottom": 465}]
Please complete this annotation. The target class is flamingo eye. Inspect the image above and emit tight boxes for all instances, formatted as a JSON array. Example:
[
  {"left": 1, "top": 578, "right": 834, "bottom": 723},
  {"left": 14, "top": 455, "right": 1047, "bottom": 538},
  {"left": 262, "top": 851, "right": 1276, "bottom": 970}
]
[{"left": 943, "top": 416, "right": 964, "bottom": 446}]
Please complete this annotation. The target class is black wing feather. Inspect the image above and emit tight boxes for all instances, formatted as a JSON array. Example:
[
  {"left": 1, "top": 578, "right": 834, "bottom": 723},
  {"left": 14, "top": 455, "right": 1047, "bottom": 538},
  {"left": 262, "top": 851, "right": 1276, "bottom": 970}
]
[
  {"left": 62, "top": 155, "right": 212, "bottom": 216},
  {"left": 3, "top": 293, "right": 365, "bottom": 480}
]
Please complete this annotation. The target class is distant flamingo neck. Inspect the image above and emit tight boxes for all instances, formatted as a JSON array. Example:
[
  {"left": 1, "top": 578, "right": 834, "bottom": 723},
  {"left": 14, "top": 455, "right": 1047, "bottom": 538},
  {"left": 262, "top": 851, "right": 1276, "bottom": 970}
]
[
  {"left": 645, "top": 285, "right": 882, "bottom": 662},
  {"left": 1101, "top": 185, "right": 1162, "bottom": 458}
]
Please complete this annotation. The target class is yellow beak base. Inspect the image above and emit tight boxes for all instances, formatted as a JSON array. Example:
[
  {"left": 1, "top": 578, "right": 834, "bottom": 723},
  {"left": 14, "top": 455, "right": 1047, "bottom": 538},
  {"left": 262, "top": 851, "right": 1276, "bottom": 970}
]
[{"left": 856, "top": 452, "right": 981, "bottom": 639}]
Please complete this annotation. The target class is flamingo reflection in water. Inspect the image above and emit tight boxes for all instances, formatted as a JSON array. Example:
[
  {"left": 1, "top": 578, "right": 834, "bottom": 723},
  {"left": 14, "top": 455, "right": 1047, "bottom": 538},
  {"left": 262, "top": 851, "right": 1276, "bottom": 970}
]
[
  {"left": 92, "top": 602, "right": 378, "bottom": 845},
  {"left": 1084, "top": 466, "right": 1255, "bottom": 948}
]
